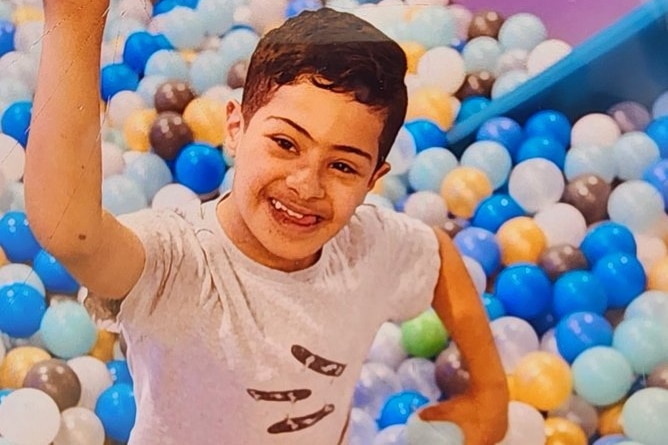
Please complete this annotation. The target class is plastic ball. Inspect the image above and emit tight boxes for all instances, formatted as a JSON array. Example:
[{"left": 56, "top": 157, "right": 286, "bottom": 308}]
[
  {"left": 498, "top": 401, "right": 546, "bottom": 445},
  {"left": 0, "top": 283, "right": 46, "bottom": 338},
  {"left": 372, "top": 424, "right": 406, "bottom": 445},
  {"left": 0, "top": 346, "right": 51, "bottom": 389},
  {"left": 1, "top": 100, "right": 31, "bottom": 147},
  {"left": 490, "top": 316, "right": 539, "bottom": 372},
  {"left": 494, "top": 264, "right": 552, "bottom": 319},
  {"left": 653, "top": 90, "right": 668, "bottom": 119},
  {"left": 40, "top": 299, "right": 97, "bottom": 359},
  {"left": 494, "top": 48, "right": 529, "bottom": 77},
  {"left": 416, "top": 46, "right": 465, "bottom": 94},
  {"left": 397, "top": 358, "right": 440, "bottom": 402},
  {"left": 476, "top": 116, "right": 523, "bottom": 157},
  {"left": 0, "top": 210, "right": 40, "bottom": 262},
  {"left": 571, "top": 113, "right": 621, "bottom": 148},
  {"left": 353, "top": 362, "right": 402, "bottom": 419},
  {"left": 405, "top": 87, "right": 455, "bottom": 130},
  {"left": 553, "top": 271, "right": 607, "bottom": 318},
  {"left": 440, "top": 166, "right": 493, "bottom": 218},
  {"left": 516, "top": 136, "right": 566, "bottom": 169},
  {"left": 509, "top": 158, "right": 564, "bottom": 213},
  {"left": 525, "top": 109, "right": 571, "bottom": 146},
  {"left": 592, "top": 435, "right": 627, "bottom": 445},
  {"left": 496, "top": 216, "right": 547, "bottom": 265},
  {"left": 534, "top": 203, "right": 587, "bottom": 248},
  {"left": 32, "top": 249, "right": 79, "bottom": 294},
  {"left": 404, "top": 119, "right": 447, "bottom": 152},
  {"left": 624, "top": 290, "right": 668, "bottom": 327},
  {"left": 409, "top": 5, "right": 457, "bottom": 49},
  {"left": 453, "top": 227, "right": 500, "bottom": 276},
  {"left": 498, "top": 13, "right": 547, "bottom": 51},
  {"left": 608, "top": 101, "right": 651, "bottom": 133},
  {"left": 549, "top": 394, "right": 599, "bottom": 438},
  {"left": 462, "top": 256, "right": 487, "bottom": 295},
  {"left": 23, "top": 358, "right": 81, "bottom": 411},
  {"left": 144, "top": 49, "right": 189, "bottom": 80},
  {"left": 471, "top": 194, "right": 525, "bottom": 232},
  {"left": 622, "top": 388, "right": 668, "bottom": 445},
  {"left": 491, "top": 69, "right": 529, "bottom": 99},
  {"left": 174, "top": 142, "right": 226, "bottom": 194},
  {"left": 53, "top": 407, "right": 106, "bottom": 445},
  {"left": 105, "top": 90, "right": 146, "bottom": 129},
  {"left": 406, "top": 413, "right": 464, "bottom": 445},
  {"left": 102, "top": 174, "right": 148, "bottom": 216},
  {"left": 571, "top": 346, "right": 633, "bottom": 406},
  {"left": 460, "top": 140, "right": 512, "bottom": 189},
  {"left": 526, "top": 39, "right": 571, "bottom": 76},
  {"left": 123, "top": 108, "right": 157, "bottom": 152},
  {"left": 100, "top": 63, "right": 139, "bottom": 101},
  {"left": 160, "top": 6, "right": 206, "bottom": 49},
  {"left": 544, "top": 417, "right": 588, "bottom": 445},
  {"left": 513, "top": 351, "right": 572, "bottom": 411},
  {"left": 456, "top": 96, "right": 491, "bottom": 121},
  {"left": 434, "top": 342, "right": 470, "bottom": 397},
  {"left": 0, "top": 388, "right": 60, "bottom": 445},
  {"left": 378, "top": 390, "right": 429, "bottom": 429},
  {"left": 67, "top": 356, "right": 113, "bottom": 411},
  {"left": 0, "top": 133, "right": 24, "bottom": 184},
  {"left": 592, "top": 252, "right": 646, "bottom": 308},
  {"left": 182, "top": 97, "right": 226, "bottom": 146},
  {"left": 349, "top": 407, "right": 378, "bottom": 445},
  {"left": 609, "top": 180, "right": 664, "bottom": 232},
  {"left": 402, "top": 191, "right": 449, "bottom": 227},
  {"left": 580, "top": 222, "right": 636, "bottom": 265},
  {"left": 613, "top": 318, "right": 668, "bottom": 375},
  {"left": 190, "top": 50, "right": 231, "bottom": 94},
  {"left": 555, "top": 312, "right": 614, "bottom": 364},
  {"left": 0, "top": 263, "right": 45, "bottom": 296},
  {"left": 645, "top": 116, "right": 668, "bottom": 157},
  {"left": 149, "top": 111, "right": 194, "bottom": 160},
  {"left": 643, "top": 159, "right": 668, "bottom": 210},
  {"left": 613, "top": 132, "right": 660, "bottom": 181},
  {"left": 467, "top": 10, "right": 504, "bottom": 39},
  {"left": 401, "top": 310, "right": 448, "bottom": 358},
  {"left": 95, "top": 383, "right": 136, "bottom": 442},
  {"left": 462, "top": 36, "right": 502, "bottom": 73},
  {"left": 88, "top": 329, "right": 117, "bottom": 363},
  {"left": 455, "top": 71, "right": 495, "bottom": 100},
  {"left": 125, "top": 152, "right": 173, "bottom": 202},
  {"left": 598, "top": 402, "right": 626, "bottom": 436},
  {"left": 564, "top": 144, "right": 617, "bottom": 183},
  {"left": 562, "top": 174, "right": 611, "bottom": 225},
  {"left": 196, "top": 0, "right": 236, "bottom": 36},
  {"left": 122, "top": 31, "right": 161, "bottom": 75},
  {"left": 483, "top": 293, "right": 506, "bottom": 320},
  {"left": 407, "top": 147, "right": 458, "bottom": 193}
]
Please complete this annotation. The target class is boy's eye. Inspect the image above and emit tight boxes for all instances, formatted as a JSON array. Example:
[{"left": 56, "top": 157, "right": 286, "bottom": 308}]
[
  {"left": 272, "top": 137, "right": 295, "bottom": 152},
  {"left": 332, "top": 162, "right": 357, "bottom": 175}
]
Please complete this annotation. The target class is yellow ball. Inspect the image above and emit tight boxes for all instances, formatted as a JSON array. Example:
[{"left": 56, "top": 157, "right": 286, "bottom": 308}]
[
  {"left": 598, "top": 401, "right": 625, "bottom": 436},
  {"left": 13, "top": 6, "right": 44, "bottom": 24},
  {"left": 440, "top": 166, "right": 492, "bottom": 218},
  {"left": 497, "top": 216, "right": 547, "bottom": 265},
  {"left": 400, "top": 41, "right": 427, "bottom": 74},
  {"left": 123, "top": 108, "right": 157, "bottom": 152},
  {"left": 0, "top": 246, "right": 8, "bottom": 266},
  {"left": 180, "top": 50, "right": 198, "bottom": 64},
  {"left": 183, "top": 97, "right": 226, "bottom": 147},
  {"left": 0, "top": 346, "right": 51, "bottom": 389},
  {"left": 89, "top": 330, "right": 118, "bottom": 363},
  {"left": 545, "top": 417, "right": 588, "bottom": 445},
  {"left": 513, "top": 351, "right": 573, "bottom": 411},
  {"left": 648, "top": 256, "right": 668, "bottom": 291},
  {"left": 406, "top": 86, "right": 455, "bottom": 130}
]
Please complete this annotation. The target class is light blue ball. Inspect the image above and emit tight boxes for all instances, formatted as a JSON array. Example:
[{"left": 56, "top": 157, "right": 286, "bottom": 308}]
[
  {"left": 624, "top": 290, "right": 668, "bottom": 326},
  {"left": 373, "top": 425, "right": 407, "bottom": 445},
  {"left": 103, "top": 17, "right": 144, "bottom": 43},
  {"left": 406, "top": 413, "right": 464, "bottom": 445},
  {"left": 0, "top": 77, "right": 31, "bottom": 109},
  {"left": 218, "top": 28, "right": 259, "bottom": 64},
  {"left": 40, "top": 299, "right": 97, "bottom": 359},
  {"left": 102, "top": 175, "right": 149, "bottom": 216},
  {"left": 612, "top": 318, "right": 668, "bottom": 374},
  {"left": 382, "top": 175, "right": 408, "bottom": 205},
  {"left": 124, "top": 153, "right": 173, "bottom": 202},
  {"left": 136, "top": 75, "right": 168, "bottom": 105},
  {"left": 397, "top": 358, "right": 441, "bottom": 402},
  {"left": 462, "top": 37, "right": 502, "bottom": 73},
  {"left": 571, "top": 346, "right": 634, "bottom": 406},
  {"left": 565, "top": 144, "right": 617, "bottom": 183},
  {"left": 161, "top": 6, "right": 206, "bottom": 50},
  {"left": 498, "top": 13, "right": 548, "bottom": 51},
  {"left": 190, "top": 50, "right": 232, "bottom": 94},
  {"left": 349, "top": 407, "right": 378, "bottom": 445},
  {"left": 365, "top": 193, "right": 394, "bottom": 210},
  {"left": 622, "top": 388, "right": 668, "bottom": 445},
  {"left": 144, "top": 50, "right": 189, "bottom": 80},
  {"left": 408, "top": 148, "right": 457, "bottom": 193},
  {"left": 612, "top": 132, "right": 660, "bottom": 180},
  {"left": 196, "top": 0, "right": 235, "bottom": 36},
  {"left": 0, "top": 2, "right": 11, "bottom": 21},
  {"left": 491, "top": 69, "right": 529, "bottom": 99},
  {"left": 0, "top": 263, "right": 45, "bottom": 296},
  {"left": 607, "top": 180, "right": 664, "bottom": 233},
  {"left": 460, "top": 140, "right": 511, "bottom": 189},
  {"left": 408, "top": 7, "right": 456, "bottom": 49}
]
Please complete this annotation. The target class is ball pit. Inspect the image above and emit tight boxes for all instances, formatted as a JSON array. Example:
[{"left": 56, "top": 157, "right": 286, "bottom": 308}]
[{"left": 0, "top": 0, "right": 666, "bottom": 443}]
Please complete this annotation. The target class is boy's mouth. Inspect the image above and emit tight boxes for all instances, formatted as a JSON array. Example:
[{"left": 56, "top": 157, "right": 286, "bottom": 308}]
[{"left": 269, "top": 198, "right": 322, "bottom": 227}]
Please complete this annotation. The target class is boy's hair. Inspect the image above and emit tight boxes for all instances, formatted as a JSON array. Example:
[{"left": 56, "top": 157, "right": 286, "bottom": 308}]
[{"left": 241, "top": 8, "right": 408, "bottom": 170}]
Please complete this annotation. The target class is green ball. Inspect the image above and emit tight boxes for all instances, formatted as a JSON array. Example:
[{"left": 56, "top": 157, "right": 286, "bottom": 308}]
[{"left": 401, "top": 310, "right": 449, "bottom": 358}]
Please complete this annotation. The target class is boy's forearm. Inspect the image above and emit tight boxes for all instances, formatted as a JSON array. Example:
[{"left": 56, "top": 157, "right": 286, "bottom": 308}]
[
  {"left": 431, "top": 228, "right": 509, "bottom": 405},
  {"left": 25, "top": 8, "right": 108, "bottom": 257}
]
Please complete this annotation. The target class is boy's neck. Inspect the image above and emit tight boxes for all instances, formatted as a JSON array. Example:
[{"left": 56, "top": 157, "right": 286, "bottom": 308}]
[{"left": 215, "top": 193, "right": 321, "bottom": 272}]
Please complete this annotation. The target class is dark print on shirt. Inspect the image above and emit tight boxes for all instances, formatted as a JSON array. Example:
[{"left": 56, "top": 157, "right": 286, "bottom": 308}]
[{"left": 246, "top": 344, "right": 347, "bottom": 435}]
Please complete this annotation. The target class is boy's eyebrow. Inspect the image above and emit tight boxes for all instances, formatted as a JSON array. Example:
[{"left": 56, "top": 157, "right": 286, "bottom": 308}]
[{"left": 267, "top": 116, "right": 373, "bottom": 164}]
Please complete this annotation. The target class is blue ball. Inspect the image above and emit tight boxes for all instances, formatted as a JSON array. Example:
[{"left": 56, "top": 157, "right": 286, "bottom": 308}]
[
  {"left": 555, "top": 312, "right": 613, "bottom": 363},
  {"left": 643, "top": 159, "right": 668, "bottom": 210},
  {"left": 460, "top": 140, "right": 512, "bottom": 189},
  {"left": 0, "top": 19, "right": 15, "bottom": 57},
  {"left": 476, "top": 116, "right": 523, "bottom": 159},
  {"left": 95, "top": 383, "right": 137, "bottom": 442},
  {"left": 404, "top": 119, "right": 448, "bottom": 151},
  {"left": 1, "top": 100, "right": 32, "bottom": 147},
  {"left": 107, "top": 360, "right": 133, "bottom": 386},
  {"left": 592, "top": 253, "right": 646, "bottom": 309},
  {"left": 516, "top": 136, "right": 567, "bottom": 169},
  {"left": 101, "top": 63, "right": 140, "bottom": 100},
  {"left": 456, "top": 96, "right": 490, "bottom": 122},
  {"left": 553, "top": 271, "right": 608, "bottom": 319},
  {"left": 285, "top": 0, "right": 322, "bottom": 18},
  {"left": 494, "top": 264, "right": 552, "bottom": 319},
  {"left": 32, "top": 249, "right": 79, "bottom": 294},
  {"left": 0, "top": 211, "right": 41, "bottom": 263},
  {"left": 453, "top": 227, "right": 500, "bottom": 276},
  {"left": 592, "top": 435, "right": 628, "bottom": 445},
  {"left": 377, "top": 390, "right": 430, "bottom": 429},
  {"left": 0, "top": 283, "right": 46, "bottom": 338},
  {"left": 153, "top": 0, "right": 198, "bottom": 15},
  {"left": 524, "top": 110, "right": 571, "bottom": 147},
  {"left": 175, "top": 143, "right": 226, "bottom": 194},
  {"left": 579, "top": 222, "right": 636, "bottom": 265},
  {"left": 482, "top": 293, "right": 505, "bottom": 320},
  {"left": 145, "top": 49, "right": 189, "bottom": 80},
  {"left": 529, "top": 310, "right": 557, "bottom": 336},
  {"left": 124, "top": 153, "right": 173, "bottom": 202},
  {"left": 0, "top": 389, "right": 11, "bottom": 404},
  {"left": 645, "top": 116, "right": 668, "bottom": 158},
  {"left": 471, "top": 194, "right": 525, "bottom": 232},
  {"left": 408, "top": 148, "right": 458, "bottom": 192},
  {"left": 123, "top": 31, "right": 161, "bottom": 75}
]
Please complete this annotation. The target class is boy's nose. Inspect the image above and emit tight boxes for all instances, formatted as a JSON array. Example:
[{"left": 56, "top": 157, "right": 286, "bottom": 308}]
[{"left": 285, "top": 165, "right": 326, "bottom": 200}]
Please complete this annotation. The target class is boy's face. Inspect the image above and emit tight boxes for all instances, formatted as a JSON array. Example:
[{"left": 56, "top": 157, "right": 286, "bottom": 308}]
[{"left": 223, "top": 81, "right": 391, "bottom": 268}]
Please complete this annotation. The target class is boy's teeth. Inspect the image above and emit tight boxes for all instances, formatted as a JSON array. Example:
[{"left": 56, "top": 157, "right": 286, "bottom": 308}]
[{"left": 272, "top": 199, "right": 305, "bottom": 219}]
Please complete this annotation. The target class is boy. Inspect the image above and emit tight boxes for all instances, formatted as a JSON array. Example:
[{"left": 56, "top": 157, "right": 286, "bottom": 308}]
[{"left": 25, "top": 3, "right": 508, "bottom": 444}]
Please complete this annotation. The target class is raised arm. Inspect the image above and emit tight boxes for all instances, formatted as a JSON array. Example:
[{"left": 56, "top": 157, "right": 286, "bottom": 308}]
[
  {"left": 24, "top": 1, "right": 144, "bottom": 299},
  {"left": 419, "top": 228, "right": 509, "bottom": 444}
]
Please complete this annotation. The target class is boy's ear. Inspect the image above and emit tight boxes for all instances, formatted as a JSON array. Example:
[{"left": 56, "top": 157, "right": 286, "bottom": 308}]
[
  {"left": 367, "top": 162, "right": 391, "bottom": 191},
  {"left": 224, "top": 99, "right": 244, "bottom": 157}
]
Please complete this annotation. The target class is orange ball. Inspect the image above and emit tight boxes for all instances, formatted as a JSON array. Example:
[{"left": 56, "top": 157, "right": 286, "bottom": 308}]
[
  {"left": 400, "top": 41, "right": 427, "bottom": 74},
  {"left": 513, "top": 351, "right": 573, "bottom": 411},
  {"left": 0, "top": 346, "right": 51, "bottom": 389},
  {"left": 13, "top": 6, "right": 44, "bottom": 24},
  {"left": 598, "top": 401, "right": 625, "bottom": 436},
  {"left": 89, "top": 330, "right": 118, "bottom": 362},
  {"left": 507, "top": 374, "right": 519, "bottom": 400},
  {"left": 440, "top": 166, "right": 493, "bottom": 218},
  {"left": 406, "top": 87, "right": 456, "bottom": 130},
  {"left": 123, "top": 108, "right": 157, "bottom": 152},
  {"left": 183, "top": 97, "right": 226, "bottom": 147},
  {"left": 0, "top": 246, "right": 8, "bottom": 266},
  {"left": 648, "top": 256, "right": 668, "bottom": 291},
  {"left": 497, "top": 216, "right": 547, "bottom": 265},
  {"left": 545, "top": 417, "right": 588, "bottom": 445}
]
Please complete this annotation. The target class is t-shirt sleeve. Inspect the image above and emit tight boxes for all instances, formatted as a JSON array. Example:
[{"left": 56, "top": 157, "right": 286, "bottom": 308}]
[{"left": 355, "top": 204, "right": 441, "bottom": 323}]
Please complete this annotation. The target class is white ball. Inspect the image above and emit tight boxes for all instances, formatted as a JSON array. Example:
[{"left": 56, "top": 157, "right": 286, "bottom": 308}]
[
  {"left": 634, "top": 234, "right": 668, "bottom": 274},
  {"left": 462, "top": 256, "right": 486, "bottom": 295},
  {"left": 367, "top": 322, "right": 408, "bottom": 370},
  {"left": 152, "top": 183, "right": 200, "bottom": 211},
  {"left": 0, "top": 133, "right": 25, "bottom": 182},
  {"left": 402, "top": 191, "right": 449, "bottom": 226},
  {"left": 0, "top": 388, "right": 61, "bottom": 445},
  {"left": 571, "top": 113, "right": 621, "bottom": 148},
  {"left": 417, "top": 46, "right": 466, "bottom": 94},
  {"left": 509, "top": 159, "right": 565, "bottom": 213},
  {"left": 386, "top": 127, "right": 417, "bottom": 176},
  {"left": 54, "top": 407, "right": 106, "bottom": 445},
  {"left": 101, "top": 142, "right": 126, "bottom": 178},
  {"left": 106, "top": 90, "right": 146, "bottom": 129},
  {"left": 533, "top": 203, "right": 587, "bottom": 247},
  {"left": 526, "top": 39, "right": 571, "bottom": 76},
  {"left": 117, "top": 0, "right": 153, "bottom": 24},
  {"left": 498, "top": 401, "right": 546, "bottom": 445},
  {"left": 67, "top": 356, "right": 114, "bottom": 410},
  {"left": 0, "top": 263, "right": 45, "bottom": 296}
]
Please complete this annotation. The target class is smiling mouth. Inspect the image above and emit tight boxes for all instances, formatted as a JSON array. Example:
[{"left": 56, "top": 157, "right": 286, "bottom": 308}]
[{"left": 269, "top": 198, "right": 322, "bottom": 226}]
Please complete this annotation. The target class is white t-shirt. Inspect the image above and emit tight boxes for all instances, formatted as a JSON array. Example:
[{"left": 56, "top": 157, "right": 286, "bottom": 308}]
[{"left": 92, "top": 195, "right": 440, "bottom": 445}]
